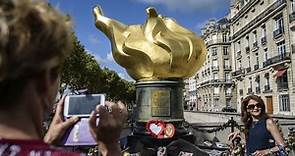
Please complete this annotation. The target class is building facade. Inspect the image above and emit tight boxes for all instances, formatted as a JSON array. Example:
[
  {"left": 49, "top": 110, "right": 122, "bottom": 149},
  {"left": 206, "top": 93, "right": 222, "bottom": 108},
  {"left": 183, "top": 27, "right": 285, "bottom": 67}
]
[
  {"left": 194, "top": 19, "right": 235, "bottom": 112},
  {"left": 230, "top": 0, "right": 295, "bottom": 115}
]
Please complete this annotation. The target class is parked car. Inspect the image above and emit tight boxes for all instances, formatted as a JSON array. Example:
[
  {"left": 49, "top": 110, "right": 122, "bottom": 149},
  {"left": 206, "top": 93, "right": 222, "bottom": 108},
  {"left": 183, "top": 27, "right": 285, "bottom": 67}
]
[{"left": 222, "top": 107, "right": 237, "bottom": 112}]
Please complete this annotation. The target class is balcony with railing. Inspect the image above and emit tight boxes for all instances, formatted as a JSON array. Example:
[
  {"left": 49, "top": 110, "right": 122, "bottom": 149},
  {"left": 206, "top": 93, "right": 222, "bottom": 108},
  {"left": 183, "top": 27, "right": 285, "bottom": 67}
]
[
  {"left": 232, "top": 68, "right": 244, "bottom": 77},
  {"left": 277, "top": 82, "right": 288, "bottom": 91},
  {"left": 261, "top": 37, "right": 267, "bottom": 46},
  {"left": 254, "top": 64, "right": 259, "bottom": 70},
  {"left": 263, "top": 85, "right": 272, "bottom": 93},
  {"left": 273, "top": 28, "right": 284, "bottom": 39},
  {"left": 263, "top": 52, "right": 290, "bottom": 68},
  {"left": 256, "top": 86, "right": 261, "bottom": 94}
]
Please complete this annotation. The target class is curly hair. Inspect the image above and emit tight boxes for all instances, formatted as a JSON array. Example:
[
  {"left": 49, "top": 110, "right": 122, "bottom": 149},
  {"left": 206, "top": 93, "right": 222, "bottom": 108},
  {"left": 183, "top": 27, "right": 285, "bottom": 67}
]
[
  {"left": 0, "top": 0, "right": 72, "bottom": 105},
  {"left": 241, "top": 95, "right": 269, "bottom": 137}
]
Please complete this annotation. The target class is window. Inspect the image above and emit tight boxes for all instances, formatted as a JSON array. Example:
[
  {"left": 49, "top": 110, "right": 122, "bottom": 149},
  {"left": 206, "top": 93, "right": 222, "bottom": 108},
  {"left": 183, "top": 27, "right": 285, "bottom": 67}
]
[
  {"left": 261, "top": 25, "right": 266, "bottom": 38},
  {"left": 277, "top": 41, "right": 286, "bottom": 57},
  {"left": 225, "top": 72, "right": 231, "bottom": 81},
  {"left": 237, "top": 41, "right": 241, "bottom": 52},
  {"left": 226, "top": 99, "right": 231, "bottom": 107},
  {"left": 224, "top": 59, "right": 230, "bottom": 68},
  {"left": 274, "top": 15, "right": 284, "bottom": 31},
  {"left": 279, "top": 95, "right": 290, "bottom": 111},
  {"left": 212, "top": 48, "right": 217, "bottom": 56},
  {"left": 213, "top": 60, "right": 218, "bottom": 67},
  {"left": 223, "top": 47, "right": 229, "bottom": 55},
  {"left": 248, "top": 56, "right": 251, "bottom": 67},
  {"left": 249, "top": 77, "right": 252, "bottom": 89},
  {"left": 256, "top": 53, "right": 259, "bottom": 65},
  {"left": 246, "top": 36, "right": 249, "bottom": 47},
  {"left": 291, "top": 1, "right": 295, "bottom": 13},
  {"left": 253, "top": 31, "right": 257, "bottom": 43},
  {"left": 213, "top": 73, "right": 218, "bottom": 80},
  {"left": 264, "top": 49, "right": 268, "bottom": 61},
  {"left": 222, "top": 33, "right": 228, "bottom": 42},
  {"left": 214, "top": 87, "right": 219, "bottom": 95}
]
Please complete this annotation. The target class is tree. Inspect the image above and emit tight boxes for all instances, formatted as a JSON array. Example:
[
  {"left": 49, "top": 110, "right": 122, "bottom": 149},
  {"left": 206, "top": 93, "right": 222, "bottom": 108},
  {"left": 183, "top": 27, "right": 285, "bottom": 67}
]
[{"left": 61, "top": 34, "right": 135, "bottom": 104}]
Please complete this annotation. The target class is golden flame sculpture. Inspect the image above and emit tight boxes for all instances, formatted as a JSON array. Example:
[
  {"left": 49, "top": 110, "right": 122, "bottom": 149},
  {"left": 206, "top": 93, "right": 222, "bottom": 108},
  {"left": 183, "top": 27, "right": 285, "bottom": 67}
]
[{"left": 93, "top": 6, "right": 206, "bottom": 81}]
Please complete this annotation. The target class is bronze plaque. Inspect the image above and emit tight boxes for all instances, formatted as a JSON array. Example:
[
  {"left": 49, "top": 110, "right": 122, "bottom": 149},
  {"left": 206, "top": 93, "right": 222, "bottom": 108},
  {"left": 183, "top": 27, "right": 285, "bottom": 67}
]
[{"left": 151, "top": 89, "right": 170, "bottom": 117}]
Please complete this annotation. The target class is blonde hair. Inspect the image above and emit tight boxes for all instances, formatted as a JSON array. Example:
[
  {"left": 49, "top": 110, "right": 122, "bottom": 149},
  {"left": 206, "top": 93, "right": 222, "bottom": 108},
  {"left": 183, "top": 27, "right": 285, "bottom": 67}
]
[{"left": 0, "top": 0, "right": 72, "bottom": 102}]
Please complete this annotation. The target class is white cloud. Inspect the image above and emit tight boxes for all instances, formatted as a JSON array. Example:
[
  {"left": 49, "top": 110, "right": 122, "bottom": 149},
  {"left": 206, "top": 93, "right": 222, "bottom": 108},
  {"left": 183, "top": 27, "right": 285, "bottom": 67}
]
[
  {"left": 136, "top": 0, "right": 230, "bottom": 13},
  {"left": 88, "top": 34, "right": 100, "bottom": 45}
]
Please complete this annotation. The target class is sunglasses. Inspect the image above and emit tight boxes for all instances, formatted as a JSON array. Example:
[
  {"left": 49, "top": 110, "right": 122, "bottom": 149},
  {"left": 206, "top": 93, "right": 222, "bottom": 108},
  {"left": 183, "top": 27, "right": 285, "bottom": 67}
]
[{"left": 246, "top": 103, "right": 262, "bottom": 110}]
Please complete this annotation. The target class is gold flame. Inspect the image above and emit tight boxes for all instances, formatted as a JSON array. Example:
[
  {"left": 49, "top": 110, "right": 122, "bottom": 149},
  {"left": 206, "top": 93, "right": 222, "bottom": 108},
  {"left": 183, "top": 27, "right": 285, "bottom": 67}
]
[{"left": 93, "top": 6, "right": 206, "bottom": 81}]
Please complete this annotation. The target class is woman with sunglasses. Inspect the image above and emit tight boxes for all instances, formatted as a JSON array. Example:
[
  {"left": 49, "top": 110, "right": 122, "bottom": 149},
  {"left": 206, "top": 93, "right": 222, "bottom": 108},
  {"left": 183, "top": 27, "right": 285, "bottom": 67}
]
[{"left": 228, "top": 95, "right": 285, "bottom": 156}]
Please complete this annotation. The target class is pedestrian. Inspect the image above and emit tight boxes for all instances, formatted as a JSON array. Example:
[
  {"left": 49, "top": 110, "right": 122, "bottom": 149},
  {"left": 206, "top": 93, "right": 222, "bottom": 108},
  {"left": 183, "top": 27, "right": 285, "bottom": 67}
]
[
  {"left": 0, "top": 0, "right": 127, "bottom": 155},
  {"left": 228, "top": 95, "right": 286, "bottom": 156}
]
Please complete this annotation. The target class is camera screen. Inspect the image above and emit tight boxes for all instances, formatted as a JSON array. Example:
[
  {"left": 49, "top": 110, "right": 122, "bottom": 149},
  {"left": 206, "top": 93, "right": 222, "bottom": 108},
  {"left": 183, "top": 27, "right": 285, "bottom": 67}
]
[{"left": 68, "top": 95, "right": 102, "bottom": 115}]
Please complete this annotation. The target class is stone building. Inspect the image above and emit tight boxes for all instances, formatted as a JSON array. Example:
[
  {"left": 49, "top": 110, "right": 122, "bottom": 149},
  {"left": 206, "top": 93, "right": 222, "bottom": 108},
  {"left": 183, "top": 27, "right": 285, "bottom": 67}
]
[
  {"left": 184, "top": 77, "right": 198, "bottom": 110},
  {"left": 194, "top": 18, "right": 235, "bottom": 112},
  {"left": 230, "top": 0, "right": 295, "bottom": 115}
]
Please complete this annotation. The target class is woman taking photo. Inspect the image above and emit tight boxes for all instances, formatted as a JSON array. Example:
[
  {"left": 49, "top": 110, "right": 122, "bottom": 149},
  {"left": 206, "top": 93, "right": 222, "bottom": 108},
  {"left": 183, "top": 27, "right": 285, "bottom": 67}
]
[{"left": 229, "top": 95, "right": 286, "bottom": 156}]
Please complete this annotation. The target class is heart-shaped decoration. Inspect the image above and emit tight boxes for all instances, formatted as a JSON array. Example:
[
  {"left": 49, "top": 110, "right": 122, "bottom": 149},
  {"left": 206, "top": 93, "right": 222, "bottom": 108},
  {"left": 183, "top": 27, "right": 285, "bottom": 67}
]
[
  {"left": 146, "top": 120, "right": 165, "bottom": 138},
  {"left": 150, "top": 123, "right": 163, "bottom": 135}
]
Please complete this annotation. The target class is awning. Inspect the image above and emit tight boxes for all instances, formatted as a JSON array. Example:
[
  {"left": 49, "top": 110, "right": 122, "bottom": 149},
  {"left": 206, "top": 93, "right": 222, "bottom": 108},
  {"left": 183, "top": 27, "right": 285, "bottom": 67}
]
[{"left": 273, "top": 69, "right": 286, "bottom": 79}]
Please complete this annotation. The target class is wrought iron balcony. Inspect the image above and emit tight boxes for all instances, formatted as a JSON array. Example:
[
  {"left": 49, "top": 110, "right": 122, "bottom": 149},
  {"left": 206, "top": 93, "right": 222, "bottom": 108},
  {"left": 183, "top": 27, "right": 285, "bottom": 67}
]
[
  {"left": 256, "top": 87, "right": 261, "bottom": 94},
  {"left": 273, "top": 28, "right": 284, "bottom": 39},
  {"left": 232, "top": 68, "right": 244, "bottom": 76},
  {"left": 277, "top": 82, "right": 288, "bottom": 91},
  {"left": 261, "top": 37, "right": 267, "bottom": 46},
  {"left": 263, "top": 52, "right": 290, "bottom": 68},
  {"left": 246, "top": 67, "right": 251, "bottom": 73},
  {"left": 254, "top": 64, "right": 259, "bottom": 70}
]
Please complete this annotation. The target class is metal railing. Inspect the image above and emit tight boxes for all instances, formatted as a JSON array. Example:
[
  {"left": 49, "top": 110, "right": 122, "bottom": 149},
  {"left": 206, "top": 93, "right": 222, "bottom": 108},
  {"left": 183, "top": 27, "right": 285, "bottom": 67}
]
[
  {"left": 277, "top": 82, "right": 288, "bottom": 91},
  {"left": 232, "top": 68, "right": 244, "bottom": 76},
  {"left": 273, "top": 28, "right": 284, "bottom": 39},
  {"left": 263, "top": 52, "right": 290, "bottom": 68}
]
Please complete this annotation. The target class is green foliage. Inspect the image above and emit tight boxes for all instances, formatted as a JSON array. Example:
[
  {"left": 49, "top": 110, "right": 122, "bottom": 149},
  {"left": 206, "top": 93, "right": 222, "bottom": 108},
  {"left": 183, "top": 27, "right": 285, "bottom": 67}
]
[{"left": 61, "top": 34, "right": 135, "bottom": 104}]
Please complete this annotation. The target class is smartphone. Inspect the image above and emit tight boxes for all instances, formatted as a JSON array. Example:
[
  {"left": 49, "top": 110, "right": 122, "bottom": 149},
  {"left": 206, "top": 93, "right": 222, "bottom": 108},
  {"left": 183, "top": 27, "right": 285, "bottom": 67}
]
[
  {"left": 62, "top": 94, "right": 105, "bottom": 146},
  {"left": 64, "top": 94, "right": 105, "bottom": 117}
]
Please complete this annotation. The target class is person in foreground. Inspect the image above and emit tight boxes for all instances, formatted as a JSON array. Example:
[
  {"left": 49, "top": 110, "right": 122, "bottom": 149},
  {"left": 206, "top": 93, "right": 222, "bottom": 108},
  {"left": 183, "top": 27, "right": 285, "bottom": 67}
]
[
  {"left": 228, "top": 95, "right": 285, "bottom": 156},
  {"left": 0, "top": 0, "right": 127, "bottom": 155}
]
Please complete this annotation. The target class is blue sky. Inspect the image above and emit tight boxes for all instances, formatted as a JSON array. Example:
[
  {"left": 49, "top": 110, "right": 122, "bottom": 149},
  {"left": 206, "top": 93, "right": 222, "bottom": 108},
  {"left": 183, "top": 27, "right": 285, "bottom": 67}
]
[{"left": 48, "top": 0, "right": 231, "bottom": 81}]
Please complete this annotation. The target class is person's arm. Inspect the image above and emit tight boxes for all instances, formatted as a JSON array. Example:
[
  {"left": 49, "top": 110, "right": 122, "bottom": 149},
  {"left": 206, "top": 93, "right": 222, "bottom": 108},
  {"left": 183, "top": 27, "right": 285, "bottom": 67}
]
[
  {"left": 89, "top": 101, "right": 127, "bottom": 156},
  {"left": 252, "top": 118, "right": 285, "bottom": 156},
  {"left": 44, "top": 96, "right": 79, "bottom": 145}
]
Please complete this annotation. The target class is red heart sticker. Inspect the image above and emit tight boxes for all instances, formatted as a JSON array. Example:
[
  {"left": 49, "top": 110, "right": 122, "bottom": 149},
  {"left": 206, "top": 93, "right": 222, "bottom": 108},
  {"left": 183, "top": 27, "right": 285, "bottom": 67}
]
[{"left": 146, "top": 120, "right": 165, "bottom": 139}]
